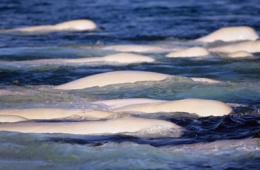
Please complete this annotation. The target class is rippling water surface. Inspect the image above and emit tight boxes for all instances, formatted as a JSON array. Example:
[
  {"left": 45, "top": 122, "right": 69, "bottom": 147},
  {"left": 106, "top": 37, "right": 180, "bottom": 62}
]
[{"left": 0, "top": 0, "right": 259, "bottom": 169}]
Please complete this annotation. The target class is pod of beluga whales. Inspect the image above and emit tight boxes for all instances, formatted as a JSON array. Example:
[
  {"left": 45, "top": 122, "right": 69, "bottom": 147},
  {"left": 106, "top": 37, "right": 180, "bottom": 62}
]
[{"left": 0, "top": 20, "right": 259, "bottom": 137}]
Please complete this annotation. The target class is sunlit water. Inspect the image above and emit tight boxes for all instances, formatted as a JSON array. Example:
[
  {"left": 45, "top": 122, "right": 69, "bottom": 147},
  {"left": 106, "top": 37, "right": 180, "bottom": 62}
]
[{"left": 0, "top": 0, "right": 259, "bottom": 169}]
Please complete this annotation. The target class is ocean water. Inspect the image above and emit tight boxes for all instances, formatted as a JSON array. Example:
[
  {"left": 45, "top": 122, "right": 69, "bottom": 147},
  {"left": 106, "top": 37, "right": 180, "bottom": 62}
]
[{"left": 0, "top": 0, "right": 260, "bottom": 169}]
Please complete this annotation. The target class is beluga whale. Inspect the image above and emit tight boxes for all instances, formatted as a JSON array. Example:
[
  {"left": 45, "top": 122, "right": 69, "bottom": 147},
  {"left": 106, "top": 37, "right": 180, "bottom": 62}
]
[
  {"left": 102, "top": 45, "right": 171, "bottom": 53},
  {"left": 0, "top": 117, "right": 183, "bottom": 138},
  {"left": 7, "top": 53, "right": 155, "bottom": 65},
  {"left": 0, "top": 108, "right": 118, "bottom": 121},
  {"left": 113, "top": 98, "right": 233, "bottom": 117},
  {"left": 195, "top": 26, "right": 259, "bottom": 43},
  {"left": 93, "top": 98, "right": 167, "bottom": 110},
  {"left": 54, "top": 70, "right": 222, "bottom": 90},
  {"left": 209, "top": 40, "right": 260, "bottom": 53},
  {"left": 166, "top": 47, "right": 209, "bottom": 58},
  {"left": 1, "top": 19, "right": 99, "bottom": 33},
  {"left": 225, "top": 51, "right": 253, "bottom": 58},
  {"left": 54, "top": 71, "right": 171, "bottom": 90},
  {"left": 0, "top": 115, "right": 28, "bottom": 123}
]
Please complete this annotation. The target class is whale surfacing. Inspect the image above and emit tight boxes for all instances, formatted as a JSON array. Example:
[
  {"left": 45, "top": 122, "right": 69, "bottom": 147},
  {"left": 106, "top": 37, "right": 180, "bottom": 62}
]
[
  {"left": 103, "top": 45, "right": 169, "bottom": 53},
  {"left": 209, "top": 40, "right": 260, "bottom": 53},
  {"left": 166, "top": 47, "right": 209, "bottom": 58},
  {"left": 53, "top": 20, "right": 98, "bottom": 31},
  {"left": 0, "top": 117, "right": 183, "bottom": 137},
  {"left": 54, "top": 70, "right": 222, "bottom": 90},
  {"left": 226, "top": 51, "right": 253, "bottom": 58},
  {"left": 114, "top": 98, "right": 232, "bottom": 117},
  {"left": 54, "top": 71, "right": 171, "bottom": 90},
  {"left": 9, "top": 53, "right": 155, "bottom": 65},
  {"left": 100, "top": 53, "right": 155, "bottom": 63},
  {"left": 2, "top": 19, "right": 98, "bottom": 33},
  {"left": 190, "top": 77, "right": 222, "bottom": 84},
  {"left": 0, "top": 108, "right": 117, "bottom": 120},
  {"left": 0, "top": 115, "right": 28, "bottom": 123},
  {"left": 94, "top": 98, "right": 167, "bottom": 109},
  {"left": 195, "top": 26, "right": 259, "bottom": 43}
]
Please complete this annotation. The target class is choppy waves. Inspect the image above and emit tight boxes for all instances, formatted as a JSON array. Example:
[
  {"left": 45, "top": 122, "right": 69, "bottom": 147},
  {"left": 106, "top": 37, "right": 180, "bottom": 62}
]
[{"left": 0, "top": 0, "right": 260, "bottom": 169}]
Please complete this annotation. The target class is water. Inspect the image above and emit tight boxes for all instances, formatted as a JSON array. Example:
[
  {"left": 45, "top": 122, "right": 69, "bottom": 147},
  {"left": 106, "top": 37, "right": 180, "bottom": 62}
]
[{"left": 0, "top": 0, "right": 260, "bottom": 169}]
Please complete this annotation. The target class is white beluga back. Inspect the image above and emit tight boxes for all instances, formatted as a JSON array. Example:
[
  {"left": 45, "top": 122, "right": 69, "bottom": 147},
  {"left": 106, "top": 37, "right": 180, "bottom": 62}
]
[
  {"left": 100, "top": 53, "right": 155, "bottom": 63},
  {"left": 2, "top": 19, "right": 98, "bottom": 33},
  {"left": 93, "top": 98, "right": 167, "bottom": 109},
  {"left": 54, "top": 71, "right": 171, "bottom": 90},
  {"left": 190, "top": 77, "right": 222, "bottom": 84},
  {"left": 102, "top": 45, "right": 170, "bottom": 53},
  {"left": 195, "top": 26, "right": 259, "bottom": 43},
  {"left": 0, "top": 117, "right": 183, "bottom": 137},
  {"left": 113, "top": 98, "right": 232, "bottom": 117},
  {"left": 5, "top": 53, "right": 154, "bottom": 65},
  {"left": 225, "top": 51, "right": 253, "bottom": 58},
  {"left": 0, "top": 108, "right": 117, "bottom": 120},
  {"left": 0, "top": 115, "right": 28, "bottom": 123},
  {"left": 166, "top": 47, "right": 209, "bottom": 58},
  {"left": 54, "top": 70, "right": 223, "bottom": 90},
  {"left": 53, "top": 19, "right": 98, "bottom": 31},
  {"left": 209, "top": 40, "right": 260, "bottom": 53}
]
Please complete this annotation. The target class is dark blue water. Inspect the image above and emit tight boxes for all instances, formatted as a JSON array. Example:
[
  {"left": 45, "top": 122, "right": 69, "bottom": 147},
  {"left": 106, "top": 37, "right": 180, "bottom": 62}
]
[
  {"left": 1, "top": 0, "right": 260, "bottom": 47},
  {"left": 0, "top": 0, "right": 260, "bottom": 169}
]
